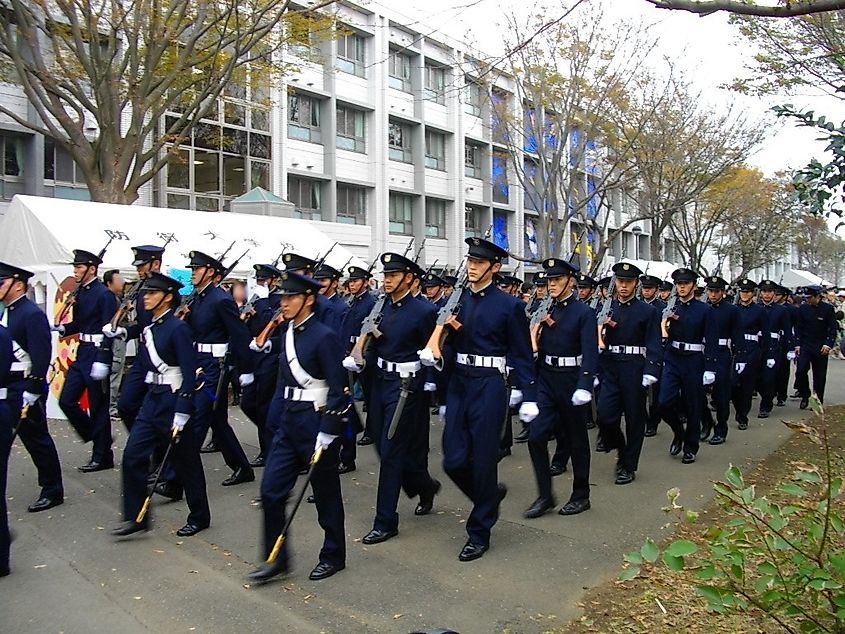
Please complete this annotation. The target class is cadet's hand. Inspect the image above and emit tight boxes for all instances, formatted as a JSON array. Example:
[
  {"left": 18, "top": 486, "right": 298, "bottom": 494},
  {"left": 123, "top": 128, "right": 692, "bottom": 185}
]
[
  {"left": 172, "top": 412, "right": 189, "bottom": 432},
  {"left": 249, "top": 338, "right": 272, "bottom": 353},
  {"left": 418, "top": 348, "right": 438, "bottom": 367},
  {"left": 641, "top": 374, "right": 658, "bottom": 387},
  {"left": 438, "top": 405, "right": 446, "bottom": 424},
  {"left": 508, "top": 389, "right": 524, "bottom": 408},
  {"left": 702, "top": 371, "right": 716, "bottom": 386},
  {"left": 342, "top": 356, "right": 363, "bottom": 372},
  {"left": 766, "top": 358, "right": 776, "bottom": 368},
  {"left": 102, "top": 323, "right": 127, "bottom": 339},
  {"left": 50, "top": 324, "right": 65, "bottom": 335},
  {"left": 786, "top": 350, "right": 796, "bottom": 361},
  {"left": 571, "top": 389, "right": 592, "bottom": 406},
  {"left": 314, "top": 432, "right": 338, "bottom": 452},
  {"left": 518, "top": 401, "right": 539, "bottom": 423},
  {"left": 423, "top": 382, "right": 437, "bottom": 392},
  {"left": 90, "top": 362, "right": 110, "bottom": 380},
  {"left": 22, "top": 391, "right": 40, "bottom": 406},
  {"left": 593, "top": 376, "right": 600, "bottom": 389},
  {"left": 239, "top": 373, "right": 255, "bottom": 387},
  {"left": 735, "top": 362, "right": 746, "bottom": 375},
  {"left": 821, "top": 345, "right": 831, "bottom": 356}
]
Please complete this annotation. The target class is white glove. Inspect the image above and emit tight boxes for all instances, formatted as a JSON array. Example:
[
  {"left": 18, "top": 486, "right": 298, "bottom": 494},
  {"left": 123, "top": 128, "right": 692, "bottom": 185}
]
[
  {"left": 766, "top": 358, "right": 775, "bottom": 369},
  {"left": 51, "top": 324, "right": 65, "bottom": 335},
  {"left": 438, "top": 405, "right": 446, "bottom": 424},
  {"left": 518, "top": 401, "right": 539, "bottom": 423},
  {"left": 239, "top": 373, "right": 255, "bottom": 387},
  {"left": 735, "top": 362, "right": 746, "bottom": 375},
  {"left": 641, "top": 374, "right": 658, "bottom": 387},
  {"left": 593, "top": 376, "right": 600, "bottom": 389},
  {"left": 342, "top": 356, "right": 363, "bottom": 372},
  {"left": 314, "top": 431, "right": 338, "bottom": 451},
  {"left": 172, "top": 412, "right": 189, "bottom": 432},
  {"left": 90, "top": 362, "right": 110, "bottom": 380},
  {"left": 249, "top": 338, "right": 272, "bottom": 353},
  {"left": 703, "top": 371, "right": 716, "bottom": 386},
  {"left": 102, "top": 323, "right": 127, "bottom": 339},
  {"left": 571, "top": 389, "right": 592, "bottom": 406},
  {"left": 22, "top": 391, "right": 40, "bottom": 406},
  {"left": 253, "top": 285, "right": 269, "bottom": 299},
  {"left": 423, "top": 382, "right": 437, "bottom": 392},
  {"left": 418, "top": 348, "right": 438, "bottom": 367},
  {"left": 786, "top": 351, "right": 796, "bottom": 361},
  {"left": 509, "top": 389, "right": 524, "bottom": 408}
]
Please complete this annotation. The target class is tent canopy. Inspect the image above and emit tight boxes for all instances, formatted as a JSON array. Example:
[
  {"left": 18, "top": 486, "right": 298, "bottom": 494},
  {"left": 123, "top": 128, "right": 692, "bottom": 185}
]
[
  {"left": 0, "top": 195, "right": 365, "bottom": 280},
  {"left": 781, "top": 269, "right": 833, "bottom": 289}
]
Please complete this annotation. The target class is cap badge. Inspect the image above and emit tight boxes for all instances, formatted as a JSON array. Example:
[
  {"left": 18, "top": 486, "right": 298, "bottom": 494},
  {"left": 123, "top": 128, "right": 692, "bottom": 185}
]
[
  {"left": 623, "top": 263, "right": 630, "bottom": 270},
  {"left": 284, "top": 254, "right": 292, "bottom": 262},
  {"left": 384, "top": 254, "right": 392, "bottom": 262},
  {"left": 472, "top": 238, "right": 480, "bottom": 246},
  {"left": 280, "top": 272, "right": 288, "bottom": 280}
]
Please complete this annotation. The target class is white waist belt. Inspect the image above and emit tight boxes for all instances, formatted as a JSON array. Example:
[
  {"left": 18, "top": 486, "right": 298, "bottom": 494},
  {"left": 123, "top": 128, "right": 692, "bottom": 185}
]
[
  {"left": 0, "top": 388, "right": 6, "bottom": 399},
  {"left": 544, "top": 355, "right": 582, "bottom": 367},
  {"left": 145, "top": 369, "right": 183, "bottom": 391},
  {"left": 456, "top": 353, "right": 507, "bottom": 371},
  {"left": 671, "top": 341, "right": 704, "bottom": 352},
  {"left": 10, "top": 361, "right": 31, "bottom": 374},
  {"left": 717, "top": 338, "right": 731, "bottom": 346},
  {"left": 744, "top": 334, "right": 759, "bottom": 341},
  {"left": 80, "top": 333, "right": 104, "bottom": 344},
  {"left": 607, "top": 345, "right": 645, "bottom": 355},
  {"left": 196, "top": 342, "right": 229, "bottom": 357},
  {"left": 283, "top": 385, "right": 329, "bottom": 410},
  {"left": 770, "top": 332, "right": 781, "bottom": 340},
  {"left": 376, "top": 358, "right": 421, "bottom": 376}
]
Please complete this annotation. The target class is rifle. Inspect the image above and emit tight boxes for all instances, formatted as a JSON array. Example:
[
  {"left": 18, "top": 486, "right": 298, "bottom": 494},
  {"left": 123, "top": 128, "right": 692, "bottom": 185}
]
[
  {"left": 596, "top": 273, "right": 617, "bottom": 351},
  {"left": 402, "top": 237, "right": 415, "bottom": 258},
  {"left": 55, "top": 235, "right": 115, "bottom": 326},
  {"left": 350, "top": 285, "right": 389, "bottom": 367},
  {"left": 636, "top": 263, "right": 650, "bottom": 300},
  {"left": 312, "top": 242, "right": 338, "bottom": 273},
  {"left": 661, "top": 284, "right": 679, "bottom": 339},
  {"left": 412, "top": 237, "right": 427, "bottom": 263},
  {"left": 216, "top": 240, "right": 236, "bottom": 264}
]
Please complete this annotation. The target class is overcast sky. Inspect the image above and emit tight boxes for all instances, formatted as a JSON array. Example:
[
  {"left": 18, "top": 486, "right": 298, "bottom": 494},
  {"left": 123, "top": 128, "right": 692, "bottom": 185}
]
[{"left": 372, "top": 0, "right": 845, "bottom": 177}]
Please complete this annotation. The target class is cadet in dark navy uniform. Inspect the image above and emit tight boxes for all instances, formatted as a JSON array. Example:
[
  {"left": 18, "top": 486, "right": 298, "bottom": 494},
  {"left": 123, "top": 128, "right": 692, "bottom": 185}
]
[
  {"left": 774, "top": 285, "right": 796, "bottom": 407},
  {"left": 658, "top": 268, "right": 715, "bottom": 464},
  {"left": 525, "top": 258, "right": 597, "bottom": 518},
  {"left": 314, "top": 263, "right": 349, "bottom": 335},
  {"left": 182, "top": 251, "right": 255, "bottom": 487},
  {"left": 280, "top": 253, "right": 340, "bottom": 333},
  {"left": 576, "top": 274, "right": 597, "bottom": 305},
  {"left": 756, "top": 279, "right": 791, "bottom": 419},
  {"left": 658, "top": 280, "right": 672, "bottom": 303},
  {"left": 731, "top": 278, "right": 770, "bottom": 430},
  {"left": 595, "top": 262, "right": 662, "bottom": 485},
  {"left": 344, "top": 253, "right": 440, "bottom": 545},
  {"left": 0, "top": 323, "right": 14, "bottom": 576},
  {"left": 641, "top": 273, "right": 665, "bottom": 438},
  {"left": 423, "top": 272, "right": 449, "bottom": 308},
  {"left": 794, "top": 285, "right": 837, "bottom": 408},
  {"left": 419, "top": 238, "right": 537, "bottom": 562},
  {"left": 0, "top": 263, "right": 63, "bottom": 511},
  {"left": 248, "top": 272, "right": 348, "bottom": 582},
  {"left": 56, "top": 249, "right": 117, "bottom": 472},
  {"left": 111, "top": 272, "right": 210, "bottom": 538}
]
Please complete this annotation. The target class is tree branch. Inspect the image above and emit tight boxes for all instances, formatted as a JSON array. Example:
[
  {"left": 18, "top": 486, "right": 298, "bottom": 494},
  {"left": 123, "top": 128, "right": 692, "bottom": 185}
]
[{"left": 644, "top": 0, "right": 845, "bottom": 18}]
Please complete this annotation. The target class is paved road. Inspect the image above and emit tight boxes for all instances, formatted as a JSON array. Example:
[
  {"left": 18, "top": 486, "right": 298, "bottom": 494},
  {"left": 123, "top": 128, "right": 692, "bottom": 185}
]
[{"left": 5, "top": 361, "right": 843, "bottom": 633}]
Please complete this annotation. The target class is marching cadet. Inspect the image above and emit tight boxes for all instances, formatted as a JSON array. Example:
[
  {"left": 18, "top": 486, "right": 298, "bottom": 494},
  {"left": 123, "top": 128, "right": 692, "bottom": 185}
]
[
  {"left": 104, "top": 245, "right": 166, "bottom": 431},
  {"left": 641, "top": 273, "right": 665, "bottom": 437},
  {"left": 343, "top": 252, "right": 440, "bottom": 545},
  {"left": 794, "top": 285, "right": 837, "bottom": 408},
  {"left": 595, "top": 262, "right": 662, "bottom": 485},
  {"left": 338, "top": 264, "right": 376, "bottom": 465},
  {"left": 0, "top": 323, "right": 13, "bottom": 576},
  {"left": 111, "top": 272, "right": 210, "bottom": 538},
  {"left": 757, "top": 280, "right": 791, "bottom": 418},
  {"left": 0, "top": 264, "right": 63, "bottom": 511},
  {"left": 55, "top": 249, "right": 116, "bottom": 472},
  {"left": 640, "top": 274, "right": 665, "bottom": 310},
  {"left": 526, "top": 272, "right": 547, "bottom": 315},
  {"left": 576, "top": 274, "right": 597, "bottom": 304},
  {"left": 658, "top": 280, "right": 673, "bottom": 303},
  {"left": 442, "top": 275, "right": 457, "bottom": 298},
  {"left": 313, "top": 263, "right": 349, "bottom": 335},
  {"left": 731, "top": 278, "right": 771, "bottom": 429},
  {"left": 419, "top": 237, "right": 537, "bottom": 562},
  {"left": 700, "top": 276, "right": 741, "bottom": 445},
  {"left": 180, "top": 251, "right": 254, "bottom": 489},
  {"left": 248, "top": 272, "right": 348, "bottom": 582},
  {"left": 240, "top": 264, "right": 282, "bottom": 467},
  {"left": 280, "top": 253, "right": 340, "bottom": 332},
  {"left": 774, "top": 284, "right": 796, "bottom": 407},
  {"left": 423, "top": 272, "right": 449, "bottom": 308},
  {"left": 658, "top": 268, "right": 715, "bottom": 464},
  {"left": 524, "top": 258, "right": 597, "bottom": 518}
]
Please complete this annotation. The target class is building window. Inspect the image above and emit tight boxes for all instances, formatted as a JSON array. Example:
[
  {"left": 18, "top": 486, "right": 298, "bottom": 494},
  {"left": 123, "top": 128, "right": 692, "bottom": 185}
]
[
  {"left": 389, "top": 193, "right": 414, "bottom": 235},
  {"left": 523, "top": 158, "right": 539, "bottom": 211},
  {"left": 388, "top": 49, "right": 412, "bottom": 92},
  {"left": 492, "top": 151, "right": 509, "bottom": 204},
  {"left": 425, "top": 130, "right": 446, "bottom": 171},
  {"left": 388, "top": 122, "right": 412, "bottom": 163},
  {"left": 0, "top": 134, "right": 24, "bottom": 201},
  {"left": 425, "top": 198, "right": 446, "bottom": 238},
  {"left": 465, "top": 142, "right": 482, "bottom": 178},
  {"left": 424, "top": 63, "right": 446, "bottom": 105},
  {"left": 464, "top": 80, "right": 482, "bottom": 116},
  {"left": 336, "top": 32, "right": 366, "bottom": 77},
  {"left": 491, "top": 90, "right": 509, "bottom": 144},
  {"left": 337, "top": 183, "right": 367, "bottom": 225},
  {"left": 465, "top": 205, "right": 484, "bottom": 238},
  {"left": 336, "top": 105, "right": 366, "bottom": 153},
  {"left": 288, "top": 176, "right": 322, "bottom": 221},
  {"left": 287, "top": 93, "right": 322, "bottom": 144},
  {"left": 44, "top": 137, "right": 91, "bottom": 200}
]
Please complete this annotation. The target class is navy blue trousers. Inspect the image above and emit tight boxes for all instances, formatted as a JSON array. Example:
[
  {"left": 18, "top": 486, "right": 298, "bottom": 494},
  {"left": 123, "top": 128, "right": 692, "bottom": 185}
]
[
  {"left": 659, "top": 351, "right": 704, "bottom": 455},
  {"left": 117, "top": 360, "right": 148, "bottom": 430},
  {"left": 701, "top": 353, "right": 732, "bottom": 438},
  {"left": 193, "top": 358, "right": 250, "bottom": 471},
  {"left": 239, "top": 365, "right": 277, "bottom": 459},
  {"left": 732, "top": 348, "right": 761, "bottom": 424},
  {"left": 596, "top": 358, "right": 647, "bottom": 473},
  {"left": 443, "top": 371, "right": 507, "bottom": 547},
  {"left": 59, "top": 344, "right": 112, "bottom": 463},
  {"left": 259, "top": 406, "right": 345, "bottom": 568},
  {"left": 0, "top": 398, "right": 12, "bottom": 574},
  {"left": 796, "top": 346, "right": 830, "bottom": 403},
  {"left": 8, "top": 381, "right": 62, "bottom": 500}
]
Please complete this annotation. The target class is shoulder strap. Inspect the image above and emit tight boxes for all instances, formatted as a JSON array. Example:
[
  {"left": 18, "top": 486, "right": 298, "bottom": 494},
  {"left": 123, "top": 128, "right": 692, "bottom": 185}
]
[
  {"left": 143, "top": 325, "right": 170, "bottom": 373},
  {"left": 285, "top": 322, "right": 320, "bottom": 388}
]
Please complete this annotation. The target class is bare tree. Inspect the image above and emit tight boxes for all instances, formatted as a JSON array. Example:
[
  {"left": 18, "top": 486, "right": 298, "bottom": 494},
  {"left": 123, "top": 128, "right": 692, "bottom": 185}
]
[
  {"left": 644, "top": 0, "right": 845, "bottom": 18},
  {"left": 0, "top": 0, "right": 336, "bottom": 204}
]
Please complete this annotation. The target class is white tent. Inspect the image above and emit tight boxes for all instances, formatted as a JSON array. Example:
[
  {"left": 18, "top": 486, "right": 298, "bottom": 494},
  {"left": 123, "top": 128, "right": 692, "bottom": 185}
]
[{"left": 781, "top": 269, "right": 834, "bottom": 289}]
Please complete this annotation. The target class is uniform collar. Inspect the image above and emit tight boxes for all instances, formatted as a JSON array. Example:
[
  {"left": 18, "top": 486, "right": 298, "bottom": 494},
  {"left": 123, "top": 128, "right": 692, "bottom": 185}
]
[
  {"left": 197, "top": 281, "right": 214, "bottom": 296},
  {"left": 470, "top": 280, "right": 493, "bottom": 297},
  {"left": 153, "top": 308, "right": 173, "bottom": 325},
  {"left": 618, "top": 296, "right": 637, "bottom": 307},
  {"left": 324, "top": 291, "right": 337, "bottom": 301},
  {"left": 391, "top": 289, "right": 411, "bottom": 307},
  {"left": 5, "top": 295, "right": 23, "bottom": 308},
  {"left": 82, "top": 277, "right": 97, "bottom": 289},
  {"left": 554, "top": 291, "right": 574, "bottom": 306},
  {"left": 293, "top": 313, "right": 315, "bottom": 333}
]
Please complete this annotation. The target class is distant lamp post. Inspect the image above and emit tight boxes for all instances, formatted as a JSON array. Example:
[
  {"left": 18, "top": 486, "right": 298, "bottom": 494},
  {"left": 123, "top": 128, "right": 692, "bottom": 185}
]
[{"left": 632, "top": 225, "right": 642, "bottom": 261}]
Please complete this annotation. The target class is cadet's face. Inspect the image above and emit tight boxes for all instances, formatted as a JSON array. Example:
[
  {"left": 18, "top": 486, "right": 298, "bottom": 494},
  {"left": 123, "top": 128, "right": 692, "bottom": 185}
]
[
  {"left": 578, "top": 287, "right": 593, "bottom": 301},
  {"left": 536, "top": 285, "right": 546, "bottom": 298},
  {"left": 760, "top": 289, "right": 774, "bottom": 302},
  {"left": 281, "top": 293, "right": 308, "bottom": 320},
  {"left": 641, "top": 287, "right": 657, "bottom": 301},
  {"left": 190, "top": 266, "right": 206, "bottom": 286},
  {"left": 382, "top": 271, "right": 407, "bottom": 294},
  {"left": 547, "top": 275, "right": 573, "bottom": 298},
  {"left": 73, "top": 264, "right": 90, "bottom": 282},
  {"left": 676, "top": 280, "right": 695, "bottom": 299},
  {"left": 317, "top": 277, "right": 331, "bottom": 294},
  {"left": 466, "top": 257, "right": 499, "bottom": 284},
  {"left": 348, "top": 279, "right": 365, "bottom": 295},
  {"left": 0, "top": 278, "right": 12, "bottom": 300},
  {"left": 136, "top": 262, "right": 151, "bottom": 278},
  {"left": 707, "top": 289, "right": 724, "bottom": 303},
  {"left": 143, "top": 290, "right": 165, "bottom": 312},
  {"left": 425, "top": 285, "right": 441, "bottom": 299},
  {"left": 616, "top": 277, "right": 637, "bottom": 300},
  {"left": 659, "top": 290, "right": 670, "bottom": 301},
  {"left": 740, "top": 290, "right": 755, "bottom": 303}
]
